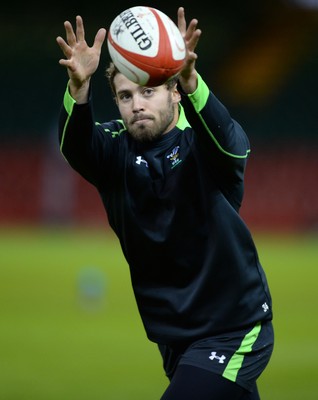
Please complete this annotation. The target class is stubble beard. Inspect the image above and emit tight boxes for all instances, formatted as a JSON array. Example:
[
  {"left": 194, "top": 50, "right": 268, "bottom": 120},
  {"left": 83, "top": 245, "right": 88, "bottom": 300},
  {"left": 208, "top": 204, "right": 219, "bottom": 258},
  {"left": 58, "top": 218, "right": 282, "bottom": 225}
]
[{"left": 126, "top": 99, "right": 175, "bottom": 143}]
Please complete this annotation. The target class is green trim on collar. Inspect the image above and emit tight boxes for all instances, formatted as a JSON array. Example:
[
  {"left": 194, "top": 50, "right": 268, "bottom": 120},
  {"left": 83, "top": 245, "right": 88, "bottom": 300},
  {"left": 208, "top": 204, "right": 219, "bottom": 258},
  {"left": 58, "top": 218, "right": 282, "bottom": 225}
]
[{"left": 176, "top": 104, "right": 191, "bottom": 130}]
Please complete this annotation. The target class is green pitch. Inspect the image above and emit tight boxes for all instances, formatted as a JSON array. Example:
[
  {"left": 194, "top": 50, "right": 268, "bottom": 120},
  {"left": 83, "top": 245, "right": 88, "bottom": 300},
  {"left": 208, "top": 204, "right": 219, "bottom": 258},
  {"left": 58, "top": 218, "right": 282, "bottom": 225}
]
[{"left": 0, "top": 227, "right": 317, "bottom": 400}]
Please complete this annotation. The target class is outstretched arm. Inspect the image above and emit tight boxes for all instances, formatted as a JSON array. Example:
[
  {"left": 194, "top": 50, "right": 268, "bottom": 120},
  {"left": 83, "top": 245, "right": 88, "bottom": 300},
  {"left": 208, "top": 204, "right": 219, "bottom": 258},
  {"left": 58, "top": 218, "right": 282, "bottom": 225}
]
[
  {"left": 56, "top": 16, "right": 106, "bottom": 103},
  {"left": 177, "top": 7, "right": 202, "bottom": 94}
]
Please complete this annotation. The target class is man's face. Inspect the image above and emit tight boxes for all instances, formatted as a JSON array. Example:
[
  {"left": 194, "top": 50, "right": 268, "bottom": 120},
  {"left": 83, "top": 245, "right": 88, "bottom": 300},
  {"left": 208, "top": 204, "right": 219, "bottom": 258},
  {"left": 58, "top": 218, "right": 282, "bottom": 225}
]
[{"left": 114, "top": 73, "right": 181, "bottom": 142}]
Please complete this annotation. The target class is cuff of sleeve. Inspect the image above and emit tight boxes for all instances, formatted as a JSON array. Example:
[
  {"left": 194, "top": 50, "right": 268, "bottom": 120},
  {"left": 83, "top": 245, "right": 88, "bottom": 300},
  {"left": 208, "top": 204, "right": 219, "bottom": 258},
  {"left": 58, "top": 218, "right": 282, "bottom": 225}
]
[
  {"left": 63, "top": 82, "right": 77, "bottom": 116},
  {"left": 188, "top": 74, "right": 210, "bottom": 113}
]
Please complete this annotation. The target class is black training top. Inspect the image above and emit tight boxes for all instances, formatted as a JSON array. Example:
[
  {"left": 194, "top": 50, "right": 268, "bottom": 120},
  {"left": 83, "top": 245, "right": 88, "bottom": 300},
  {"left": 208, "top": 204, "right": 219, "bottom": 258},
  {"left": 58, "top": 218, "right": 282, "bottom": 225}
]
[{"left": 58, "top": 74, "right": 273, "bottom": 345}]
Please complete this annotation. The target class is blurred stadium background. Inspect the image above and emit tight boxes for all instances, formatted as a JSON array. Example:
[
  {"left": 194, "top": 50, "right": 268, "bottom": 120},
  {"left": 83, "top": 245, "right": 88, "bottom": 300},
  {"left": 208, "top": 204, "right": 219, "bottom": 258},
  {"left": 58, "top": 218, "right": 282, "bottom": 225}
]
[{"left": 0, "top": 0, "right": 317, "bottom": 399}]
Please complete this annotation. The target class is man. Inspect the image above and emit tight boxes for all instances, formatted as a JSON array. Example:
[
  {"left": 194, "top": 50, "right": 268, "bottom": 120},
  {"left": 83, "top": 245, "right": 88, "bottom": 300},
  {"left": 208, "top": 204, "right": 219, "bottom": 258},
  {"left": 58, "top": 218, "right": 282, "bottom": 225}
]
[{"left": 56, "top": 7, "right": 274, "bottom": 399}]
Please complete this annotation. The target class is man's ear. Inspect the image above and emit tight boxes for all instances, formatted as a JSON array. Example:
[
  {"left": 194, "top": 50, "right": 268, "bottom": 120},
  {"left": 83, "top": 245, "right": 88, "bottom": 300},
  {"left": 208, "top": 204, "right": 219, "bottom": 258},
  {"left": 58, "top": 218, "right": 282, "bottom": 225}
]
[{"left": 173, "top": 87, "right": 181, "bottom": 103}]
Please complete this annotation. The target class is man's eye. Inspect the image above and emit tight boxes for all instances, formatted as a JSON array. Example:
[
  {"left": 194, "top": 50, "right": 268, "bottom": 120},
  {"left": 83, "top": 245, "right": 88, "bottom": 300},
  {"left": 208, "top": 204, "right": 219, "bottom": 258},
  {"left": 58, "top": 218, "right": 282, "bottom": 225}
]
[
  {"left": 120, "top": 94, "right": 130, "bottom": 100},
  {"left": 143, "top": 88, "right": 154, "bottom": 96}
]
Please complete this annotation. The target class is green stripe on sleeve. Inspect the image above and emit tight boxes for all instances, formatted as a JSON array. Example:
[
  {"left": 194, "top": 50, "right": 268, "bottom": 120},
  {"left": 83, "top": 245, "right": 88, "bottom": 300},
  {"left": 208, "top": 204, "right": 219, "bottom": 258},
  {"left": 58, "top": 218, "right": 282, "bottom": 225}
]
[
  {"left": 63, "top": 82, "right": 76, "bottom": 115},
  {"left": 187, "top": 74, "right": 250, "bottom": 159},
  {"left": 188, "top": 74, "right": 210, "bottom": 113},
  {"left": 222, "top": 321, "right": 261, "bottom": 383},
  {"left": 198, "top": 116, "right": 251, "bottom": 159},
  {"left": 60, "top": 84, "right": 76, "bottom": 155}
]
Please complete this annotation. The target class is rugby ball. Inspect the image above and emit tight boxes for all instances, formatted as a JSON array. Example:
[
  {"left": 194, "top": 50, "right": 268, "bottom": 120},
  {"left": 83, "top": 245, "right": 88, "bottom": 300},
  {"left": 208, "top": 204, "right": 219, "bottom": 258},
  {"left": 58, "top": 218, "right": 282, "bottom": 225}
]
[{"left": 107, "top": 6, "right": 186, "bottom": 86}]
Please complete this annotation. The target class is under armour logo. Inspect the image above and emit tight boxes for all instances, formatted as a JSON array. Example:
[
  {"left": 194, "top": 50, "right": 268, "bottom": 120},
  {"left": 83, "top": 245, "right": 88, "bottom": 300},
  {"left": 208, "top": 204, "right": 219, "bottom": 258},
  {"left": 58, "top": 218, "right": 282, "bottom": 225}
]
[
  {"left": 135, "top": 156, "right": 148, "bottom": 168},
  {"left": 209, "top": 352, "right": 226, "bottom": 364},
  {"left": 262, "top": 302, "right": 269, "bottom": 312}
]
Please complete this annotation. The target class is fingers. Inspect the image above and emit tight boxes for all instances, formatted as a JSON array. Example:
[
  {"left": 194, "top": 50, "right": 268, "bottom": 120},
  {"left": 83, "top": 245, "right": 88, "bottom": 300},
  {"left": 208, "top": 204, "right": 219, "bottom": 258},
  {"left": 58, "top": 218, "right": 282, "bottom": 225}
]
[
  {"left": 57, "top": 15, "right": 85, "bottom": 51},
  {"left": 56, "top": 14, "right": 106, "bottom": 80},
  {"left": 64, "top": 20, "right": 77, "bottom": 47},
  {"left": 93, "top": 28, "right": 107, "bottom": 52},
  {"left": 177, "top": 6, "right": 201, "bottom": 83},
  {"left": 56, "top": 36, "right": 72, "bottom": 60},
  {"left": 177, "top": 7, "right": 186, "bottom": 36},
  {"left": 184, "top": 18, "right": 201, "bottom": 45},
  {"left": 177, "top": 7, "right": 201, "bottom": 52},
  {"left": 187, "top": 24, "right": 201, "bottom": 53},
  {"left": 75, "top": 15, "right": 85, "bottom": 42},
  {"left": 56, "top": 16, "right": 85, "bottom": 64},
  {"left": 57, "top": 16, "right": 105, "bottom": 52}
]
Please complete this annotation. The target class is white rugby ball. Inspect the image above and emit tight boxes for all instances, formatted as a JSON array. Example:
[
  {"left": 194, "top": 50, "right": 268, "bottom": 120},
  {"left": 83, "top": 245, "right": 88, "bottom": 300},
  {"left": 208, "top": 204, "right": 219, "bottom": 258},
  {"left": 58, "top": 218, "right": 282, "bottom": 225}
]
[{"left": 107, "top": 6, "right": 186, "bottom": 86}]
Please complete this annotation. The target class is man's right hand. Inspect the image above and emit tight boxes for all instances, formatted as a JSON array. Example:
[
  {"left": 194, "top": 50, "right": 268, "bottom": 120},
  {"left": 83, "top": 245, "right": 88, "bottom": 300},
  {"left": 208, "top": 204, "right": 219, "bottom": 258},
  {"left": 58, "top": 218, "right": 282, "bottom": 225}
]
[{"left": 56, "top": 15, "right": 106, "bottom": 103}]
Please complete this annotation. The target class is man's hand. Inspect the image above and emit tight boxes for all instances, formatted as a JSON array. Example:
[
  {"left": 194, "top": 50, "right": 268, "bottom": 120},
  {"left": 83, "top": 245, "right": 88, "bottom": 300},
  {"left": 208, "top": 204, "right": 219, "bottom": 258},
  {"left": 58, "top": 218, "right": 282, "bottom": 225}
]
[
  {"left": 177, "top": 7, "right": 201, "bottom": 94},
  {"left": 56, "top": 16, "right": 106, "bottom": 103}
]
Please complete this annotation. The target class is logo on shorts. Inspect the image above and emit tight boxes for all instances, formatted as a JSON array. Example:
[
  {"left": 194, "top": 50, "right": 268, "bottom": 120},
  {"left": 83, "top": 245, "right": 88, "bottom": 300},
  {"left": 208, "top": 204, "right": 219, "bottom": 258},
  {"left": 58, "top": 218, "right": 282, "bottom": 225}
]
[
  {"left": 262, "top": 302, "right": 269, "bottom": 312},
  {"left": 209, "top": 351, "right": 226, "bottom": 364}
]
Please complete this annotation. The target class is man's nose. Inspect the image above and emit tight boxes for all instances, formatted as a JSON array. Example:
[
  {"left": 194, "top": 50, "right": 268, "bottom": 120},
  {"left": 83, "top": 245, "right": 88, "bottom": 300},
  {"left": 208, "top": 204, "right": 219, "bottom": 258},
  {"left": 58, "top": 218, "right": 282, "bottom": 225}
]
[{"left": 132, "top": 94, "right": 144, "bottom": 111}]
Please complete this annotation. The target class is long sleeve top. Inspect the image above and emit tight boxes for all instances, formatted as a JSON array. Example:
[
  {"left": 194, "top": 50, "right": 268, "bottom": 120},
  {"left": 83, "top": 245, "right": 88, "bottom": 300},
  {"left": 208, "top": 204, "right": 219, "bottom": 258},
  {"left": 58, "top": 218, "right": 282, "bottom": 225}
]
[{"left": 58, "top": 74, "right": 273, "bottom": 345}]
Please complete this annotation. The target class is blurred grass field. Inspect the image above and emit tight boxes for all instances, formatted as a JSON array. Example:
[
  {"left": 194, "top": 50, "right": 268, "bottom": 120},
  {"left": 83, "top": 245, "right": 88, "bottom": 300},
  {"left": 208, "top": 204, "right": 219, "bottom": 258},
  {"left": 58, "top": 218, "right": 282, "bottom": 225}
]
[{"left": 0, "top": 226, "right": 317, "bottom": 400}]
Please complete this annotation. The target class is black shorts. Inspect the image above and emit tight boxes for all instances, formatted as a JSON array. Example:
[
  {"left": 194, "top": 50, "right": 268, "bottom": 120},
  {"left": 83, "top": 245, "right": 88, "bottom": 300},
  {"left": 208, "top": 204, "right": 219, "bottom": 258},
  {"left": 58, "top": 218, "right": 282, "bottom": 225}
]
[{"left": 158, "top": 320, "right": 274, "bottom": 392}]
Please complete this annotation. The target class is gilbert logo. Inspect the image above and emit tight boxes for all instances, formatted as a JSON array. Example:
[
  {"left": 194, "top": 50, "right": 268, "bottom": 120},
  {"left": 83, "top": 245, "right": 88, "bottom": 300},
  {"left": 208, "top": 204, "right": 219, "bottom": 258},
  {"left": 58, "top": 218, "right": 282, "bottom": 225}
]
[
  {"left": 119, "top": 9, "right": 152, "bottom": 50},
  {"left": 209, "top": 352, "right": 226, "bottom": 364}
]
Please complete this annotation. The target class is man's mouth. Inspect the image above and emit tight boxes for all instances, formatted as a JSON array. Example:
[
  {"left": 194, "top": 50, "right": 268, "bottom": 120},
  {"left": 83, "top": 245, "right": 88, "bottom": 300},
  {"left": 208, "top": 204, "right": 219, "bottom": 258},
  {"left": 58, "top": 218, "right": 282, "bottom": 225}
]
[{"left": 131, "top": 115, "right": 153, "bottom": 124}]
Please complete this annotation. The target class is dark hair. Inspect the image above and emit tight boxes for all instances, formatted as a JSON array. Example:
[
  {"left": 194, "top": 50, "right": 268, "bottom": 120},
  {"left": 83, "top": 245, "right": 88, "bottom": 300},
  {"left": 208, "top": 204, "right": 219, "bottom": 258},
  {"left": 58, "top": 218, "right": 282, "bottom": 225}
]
[{"left": 105, "top": 61, "right": 179, "bottom": 96}]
